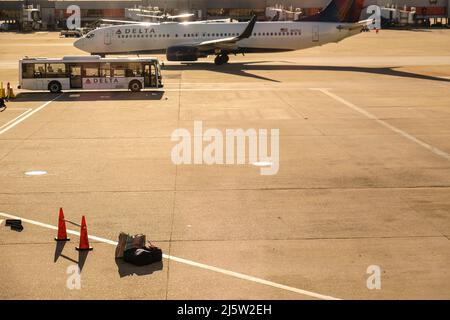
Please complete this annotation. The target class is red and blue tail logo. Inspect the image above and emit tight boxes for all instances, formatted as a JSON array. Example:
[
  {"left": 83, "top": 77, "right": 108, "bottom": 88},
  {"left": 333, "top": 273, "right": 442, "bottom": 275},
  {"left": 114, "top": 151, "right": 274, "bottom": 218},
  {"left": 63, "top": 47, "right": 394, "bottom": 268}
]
[{"left": 300, "top": 0, "right": 365, "bottom": 23}]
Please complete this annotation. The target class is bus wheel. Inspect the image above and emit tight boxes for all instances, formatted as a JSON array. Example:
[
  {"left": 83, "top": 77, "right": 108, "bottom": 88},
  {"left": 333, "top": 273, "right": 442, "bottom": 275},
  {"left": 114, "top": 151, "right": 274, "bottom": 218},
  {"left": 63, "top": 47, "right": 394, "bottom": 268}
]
[
  {"left": 129, "top": 80, "right": 142, "bottom": 92},
  {"left": 48, "top": 81, "right": 62, "bottom": 93}
]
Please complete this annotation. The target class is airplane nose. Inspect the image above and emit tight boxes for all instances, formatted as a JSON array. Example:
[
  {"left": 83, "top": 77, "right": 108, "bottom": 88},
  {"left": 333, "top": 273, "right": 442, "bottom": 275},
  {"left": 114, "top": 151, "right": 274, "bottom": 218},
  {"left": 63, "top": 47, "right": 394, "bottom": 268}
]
[{"left": 73, "top": 38, "right": 86, "bottom": 51}]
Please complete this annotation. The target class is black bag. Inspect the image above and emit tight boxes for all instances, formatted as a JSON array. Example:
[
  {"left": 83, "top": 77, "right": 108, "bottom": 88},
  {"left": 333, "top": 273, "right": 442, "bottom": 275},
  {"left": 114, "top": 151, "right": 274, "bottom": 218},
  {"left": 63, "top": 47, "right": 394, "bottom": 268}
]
[{"left": 123, "top": 247, "right": 162, "bottom": 266}]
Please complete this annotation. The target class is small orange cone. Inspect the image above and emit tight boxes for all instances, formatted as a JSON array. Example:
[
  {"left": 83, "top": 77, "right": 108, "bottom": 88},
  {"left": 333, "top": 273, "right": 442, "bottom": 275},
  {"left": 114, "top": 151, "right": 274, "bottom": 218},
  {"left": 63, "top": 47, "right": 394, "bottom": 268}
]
[
  {"left": 55, "top": 208, "right": 70, "bottom": 241},
  {"left": 76, "top": 215, "right": 93, "bottom": 251}
]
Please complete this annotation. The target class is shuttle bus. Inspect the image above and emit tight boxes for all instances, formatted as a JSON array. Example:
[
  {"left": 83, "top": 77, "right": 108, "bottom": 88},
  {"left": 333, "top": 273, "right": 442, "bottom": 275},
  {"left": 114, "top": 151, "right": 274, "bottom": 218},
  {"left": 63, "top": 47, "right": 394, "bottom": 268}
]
[{"left": 18, "top": 55, "right": 163, "bottom": 93}]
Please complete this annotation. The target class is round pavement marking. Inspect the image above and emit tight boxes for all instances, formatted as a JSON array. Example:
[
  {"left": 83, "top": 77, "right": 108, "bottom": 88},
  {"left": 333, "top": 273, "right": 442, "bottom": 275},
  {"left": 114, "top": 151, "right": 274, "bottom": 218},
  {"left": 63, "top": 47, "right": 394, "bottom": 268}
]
[{"left": 24, "top": 170, "right": 48, "bottom": 176}]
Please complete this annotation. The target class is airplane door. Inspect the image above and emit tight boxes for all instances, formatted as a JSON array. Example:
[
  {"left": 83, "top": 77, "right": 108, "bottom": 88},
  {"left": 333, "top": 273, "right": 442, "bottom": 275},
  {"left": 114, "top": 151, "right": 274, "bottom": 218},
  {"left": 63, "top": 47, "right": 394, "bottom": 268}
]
[
  {"left": 104, "top": 30, "right": 112, "bottom": 45},
  {"left": 312, "top": 25, "right": 319, "bottom": 42}
]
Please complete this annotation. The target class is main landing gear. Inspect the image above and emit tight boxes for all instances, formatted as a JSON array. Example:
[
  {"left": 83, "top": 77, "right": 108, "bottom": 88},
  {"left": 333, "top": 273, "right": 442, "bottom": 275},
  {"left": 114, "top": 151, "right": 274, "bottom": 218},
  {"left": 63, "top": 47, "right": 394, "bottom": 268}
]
[{"left": 214, "top": 54, "right": 229, "bottom": 65}]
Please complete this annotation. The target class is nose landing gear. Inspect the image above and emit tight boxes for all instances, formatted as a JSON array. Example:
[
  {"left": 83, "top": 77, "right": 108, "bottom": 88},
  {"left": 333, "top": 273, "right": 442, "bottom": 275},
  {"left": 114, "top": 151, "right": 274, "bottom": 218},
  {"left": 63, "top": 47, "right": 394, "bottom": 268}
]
[{"left": 214, "top": 54, "right": 229, "bottom": 65}]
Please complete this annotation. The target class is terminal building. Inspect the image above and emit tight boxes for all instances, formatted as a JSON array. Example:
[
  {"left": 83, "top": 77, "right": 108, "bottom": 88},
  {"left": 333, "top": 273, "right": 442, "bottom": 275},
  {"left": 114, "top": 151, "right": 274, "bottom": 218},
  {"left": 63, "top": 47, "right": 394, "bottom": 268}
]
[{"left": 1, "top": 0, "right": 449, "bottom": 30}]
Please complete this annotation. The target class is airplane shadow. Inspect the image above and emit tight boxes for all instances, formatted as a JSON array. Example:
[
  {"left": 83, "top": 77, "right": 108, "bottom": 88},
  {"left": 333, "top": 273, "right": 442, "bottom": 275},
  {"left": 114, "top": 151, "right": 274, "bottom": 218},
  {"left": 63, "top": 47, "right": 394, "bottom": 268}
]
[
  {"left": 14, "top": 90, "right": 165, "bottom": 102},
  {"left": 115, "top": 258, "right": 163, "bottom": 278},
  {"left": 162, "top": 61, "right": 450, "bottom": 83}
]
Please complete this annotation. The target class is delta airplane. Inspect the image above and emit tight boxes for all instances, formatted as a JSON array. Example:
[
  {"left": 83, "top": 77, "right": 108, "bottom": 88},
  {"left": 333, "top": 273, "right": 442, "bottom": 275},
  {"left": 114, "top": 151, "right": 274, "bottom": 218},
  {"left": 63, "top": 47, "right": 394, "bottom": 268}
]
[{"left": 74, "top": 0, "right": 373, "bottom": 65}]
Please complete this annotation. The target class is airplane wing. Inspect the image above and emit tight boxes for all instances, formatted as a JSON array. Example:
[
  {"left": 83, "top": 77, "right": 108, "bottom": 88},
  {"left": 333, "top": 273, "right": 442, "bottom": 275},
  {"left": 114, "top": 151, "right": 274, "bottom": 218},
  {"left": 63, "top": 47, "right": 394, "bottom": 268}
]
[
  {"left": 136, "top": 13, "right": 195, "bottom": 20},
  {"left": 168, "top": 13, "right": 195, "bottom": 19},
  {"left": 337, "top": 18, "right": 375, "bottom": 31},
  {"left": 136, "top": 14, "right": 162, "bottom": 19},
  {"left": 190, "top": 15, "right": 257, "bottom": 51}
]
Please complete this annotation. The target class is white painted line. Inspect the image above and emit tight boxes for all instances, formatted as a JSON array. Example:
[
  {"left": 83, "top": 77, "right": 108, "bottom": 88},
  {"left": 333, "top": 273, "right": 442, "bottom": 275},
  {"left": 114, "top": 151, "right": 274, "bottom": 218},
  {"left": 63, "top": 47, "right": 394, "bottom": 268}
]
[
  {"left": 0, "top": 211, "right": 339, "bottom": 300},
  {"left": 0, "top": 108, "right": 32, "bottom": 131},
  {"left": 162, "top": 88, "right": 259, "bottom": 92},
  {"left": 0, "top": 94, "right": 62, "bottom": 135},
  {"left": 311, "top": 88, "right": 450, "bottom": 161},
  {"left": 0, "top": 219, "right": 3, "bottom": 226}
]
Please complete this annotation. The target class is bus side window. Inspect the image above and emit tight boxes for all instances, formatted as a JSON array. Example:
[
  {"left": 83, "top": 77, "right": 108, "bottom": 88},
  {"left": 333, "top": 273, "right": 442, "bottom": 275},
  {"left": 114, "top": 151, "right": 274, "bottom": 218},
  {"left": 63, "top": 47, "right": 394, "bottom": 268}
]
[
  {"left": 34, "top": 63, "right": 45, "bottom": 78},
  {"left": 127, "top": 62, "right": 142, "bottom": 77},
  {"left": 125, "top": 69, "right": 134, "bottom": 77},
  {"left": 100, "top": 63, "right": 111, "bottom": 77},
  {"left": 112, "top": 63, "right": 126, "bottom": 77},
  {"left": 22, "top": 63, "right": 35, "bottom": 79},
  {"left": 46, "top": 63, "right": 66, "bottom": 78},
  {"left": 84, "top": 63, "right": 99, "bottom": 77}
]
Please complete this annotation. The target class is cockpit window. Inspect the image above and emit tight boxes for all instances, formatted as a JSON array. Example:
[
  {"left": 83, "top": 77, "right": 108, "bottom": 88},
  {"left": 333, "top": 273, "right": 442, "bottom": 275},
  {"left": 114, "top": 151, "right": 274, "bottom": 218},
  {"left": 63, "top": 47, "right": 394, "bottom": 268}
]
[{"left": 86, "top": 33, "right": 95, "bottom": 39}]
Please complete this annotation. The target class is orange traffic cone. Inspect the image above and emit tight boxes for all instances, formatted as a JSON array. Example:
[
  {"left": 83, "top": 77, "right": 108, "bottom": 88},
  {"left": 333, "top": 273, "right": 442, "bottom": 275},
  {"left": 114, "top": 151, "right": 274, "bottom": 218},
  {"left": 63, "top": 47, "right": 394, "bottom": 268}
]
[
  {"left": 55, "top": 208, "right": 70, "bottom": 241},
  {"left": 76, "top": 215, "right": 93, "bottom": 251}
]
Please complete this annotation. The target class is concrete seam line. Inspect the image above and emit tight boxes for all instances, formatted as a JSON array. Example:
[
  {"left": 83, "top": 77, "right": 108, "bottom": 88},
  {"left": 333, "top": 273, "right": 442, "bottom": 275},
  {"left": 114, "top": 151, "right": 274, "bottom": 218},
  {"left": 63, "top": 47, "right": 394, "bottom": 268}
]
[
  {"left": 311, "top": 88, "right": 450, "bottom": 161},
  {"left": 0, "top": 94, "right": 62, "bottom": 135},
  {"left": 0, "top": 211, "right": 340, "bottom": 300}
]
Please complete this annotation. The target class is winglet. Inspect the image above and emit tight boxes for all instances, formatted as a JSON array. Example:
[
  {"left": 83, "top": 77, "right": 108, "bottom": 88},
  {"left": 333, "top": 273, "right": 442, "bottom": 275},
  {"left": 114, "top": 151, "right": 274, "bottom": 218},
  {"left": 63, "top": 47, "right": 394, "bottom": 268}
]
[{"left": 237, "top": 15, "right": 257, "bottom": 40}]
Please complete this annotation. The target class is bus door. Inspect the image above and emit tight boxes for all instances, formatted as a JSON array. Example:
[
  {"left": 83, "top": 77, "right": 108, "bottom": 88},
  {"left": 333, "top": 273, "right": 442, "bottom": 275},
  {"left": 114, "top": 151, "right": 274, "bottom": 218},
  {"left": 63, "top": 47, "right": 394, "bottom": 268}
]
[
  {"left": 104, "top": 30, "right": 112, "bottom": 45},
  {"left": 144, "top": 64, "right": 158, "bottom": 88},
  {"left": 68, "top": 65, "right": 82, "bottom": 89}
]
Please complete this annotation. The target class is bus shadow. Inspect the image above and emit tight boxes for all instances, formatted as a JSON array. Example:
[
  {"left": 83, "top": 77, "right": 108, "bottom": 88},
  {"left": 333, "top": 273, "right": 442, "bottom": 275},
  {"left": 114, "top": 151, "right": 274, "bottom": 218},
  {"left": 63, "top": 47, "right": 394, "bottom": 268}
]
[{"left": 14, "top": 90, "right": 165, "bottom": 102}]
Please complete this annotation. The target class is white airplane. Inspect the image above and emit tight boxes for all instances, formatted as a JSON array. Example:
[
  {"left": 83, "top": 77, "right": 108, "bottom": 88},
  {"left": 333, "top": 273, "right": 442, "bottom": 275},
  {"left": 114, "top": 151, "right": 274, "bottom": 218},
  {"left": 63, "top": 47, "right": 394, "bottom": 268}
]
[{"left": 74, "top": 0, "right": 373, "bottom": 65}]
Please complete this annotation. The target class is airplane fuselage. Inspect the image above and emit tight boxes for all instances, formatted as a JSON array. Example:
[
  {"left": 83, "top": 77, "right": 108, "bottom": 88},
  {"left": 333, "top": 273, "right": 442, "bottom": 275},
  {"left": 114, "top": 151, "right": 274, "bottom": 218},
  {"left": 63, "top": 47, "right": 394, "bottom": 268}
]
[{"left": 74, "top": 21, "right": 363, "bottom": 55}]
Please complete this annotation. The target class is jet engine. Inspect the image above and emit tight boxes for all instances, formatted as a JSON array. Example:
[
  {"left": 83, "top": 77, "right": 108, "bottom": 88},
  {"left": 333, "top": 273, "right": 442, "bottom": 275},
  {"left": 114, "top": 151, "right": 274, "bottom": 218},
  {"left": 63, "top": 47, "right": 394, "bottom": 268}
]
[{"left": 166, "top": 46, "right": 204, "bottom": 61}]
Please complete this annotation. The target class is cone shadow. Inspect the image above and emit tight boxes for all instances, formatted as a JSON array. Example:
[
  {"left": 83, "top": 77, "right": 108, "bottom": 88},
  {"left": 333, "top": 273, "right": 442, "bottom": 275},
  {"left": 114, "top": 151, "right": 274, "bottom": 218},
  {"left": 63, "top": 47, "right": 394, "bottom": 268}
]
[
  {"left": 115, "top": 258, "right": 163, "bottom": 278},
  {"left": 54, "top": 241, "right": 66, "bottom": 262},
  {"left": 78, "top": 251, "right": 89, "bottom": 272}
]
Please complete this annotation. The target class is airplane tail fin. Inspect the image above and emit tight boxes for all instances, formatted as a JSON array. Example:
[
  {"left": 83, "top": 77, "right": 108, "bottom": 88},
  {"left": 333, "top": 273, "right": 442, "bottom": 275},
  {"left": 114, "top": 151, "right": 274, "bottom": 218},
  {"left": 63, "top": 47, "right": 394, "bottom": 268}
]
[
  {"left": 345, "top": 0, "right": 366, "bottom": 23},
  {"left": 299, "top": 0, "right": 365, "bottom": 23}
]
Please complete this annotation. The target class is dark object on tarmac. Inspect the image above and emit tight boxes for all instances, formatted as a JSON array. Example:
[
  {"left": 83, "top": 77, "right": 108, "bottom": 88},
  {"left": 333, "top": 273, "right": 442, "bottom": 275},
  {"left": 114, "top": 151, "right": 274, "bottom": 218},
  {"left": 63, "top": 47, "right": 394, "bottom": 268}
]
[
  {"left": 0, "top": 98, "right": 6, "bottom": 111},
  {"left": 5, "top": 219, "right": 22, "bottom": 227},
  {"left": 123, "top": 246, "right": 163, "bottom": 266},
  {"left": 6, "top": 219, "right": 23, "bottom": 232},
  {"left": 10, "top": 224, "right": 24, "bottom": 232}
]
